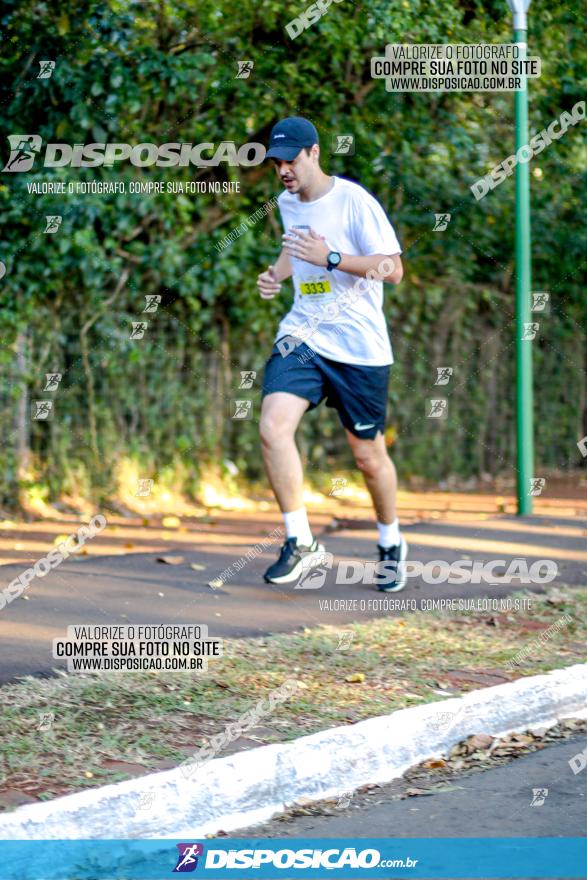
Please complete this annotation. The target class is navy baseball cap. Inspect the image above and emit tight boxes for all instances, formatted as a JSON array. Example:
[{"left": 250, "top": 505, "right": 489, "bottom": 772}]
[{"left": 266, "top": 117, "right": 319, "bottom": 161}]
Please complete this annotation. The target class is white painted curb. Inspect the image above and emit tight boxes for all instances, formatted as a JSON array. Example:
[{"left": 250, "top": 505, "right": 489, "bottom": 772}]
[{"left": 1, "top": 663, "right": 586, "bottom": 840}]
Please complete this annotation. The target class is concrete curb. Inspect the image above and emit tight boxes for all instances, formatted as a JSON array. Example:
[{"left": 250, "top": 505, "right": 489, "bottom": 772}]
[{"left": 2, "top": 663, "right": 587, "bottom": 840}]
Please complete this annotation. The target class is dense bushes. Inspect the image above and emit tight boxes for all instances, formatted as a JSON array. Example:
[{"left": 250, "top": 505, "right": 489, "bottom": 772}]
[{"left": 0, "top": 0, "right": 585, "bottom": 505}]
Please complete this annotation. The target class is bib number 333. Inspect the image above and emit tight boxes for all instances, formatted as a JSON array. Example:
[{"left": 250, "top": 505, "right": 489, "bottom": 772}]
[{"left": 300, "top": 279, "right": 332, "bottom": 295}]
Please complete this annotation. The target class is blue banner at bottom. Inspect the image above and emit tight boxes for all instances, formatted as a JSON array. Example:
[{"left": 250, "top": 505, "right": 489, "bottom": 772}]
[{"left": 1, "top": 838, "right": 587, "bottom": 879}]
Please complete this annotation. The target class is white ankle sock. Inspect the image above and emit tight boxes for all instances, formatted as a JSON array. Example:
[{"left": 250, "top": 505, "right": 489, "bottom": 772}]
[
  {"left": 283, "top": 507, "right": 313, "bottom": 548},
  {"left": 377, "top": 518, "right": 400, "bottom": 548}
]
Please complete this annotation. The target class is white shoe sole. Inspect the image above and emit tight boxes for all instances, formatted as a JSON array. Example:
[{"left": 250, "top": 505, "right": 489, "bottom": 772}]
[
  {"left": 265, "top": 543, "right": 326, "bottom": 585},
  {"left": 377, "top": 537, "right": 408, "bottom": 592}
]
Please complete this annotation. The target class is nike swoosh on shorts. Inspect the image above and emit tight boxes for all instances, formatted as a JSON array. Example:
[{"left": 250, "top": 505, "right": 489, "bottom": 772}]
[{"left": 354, "top": 422, "right": 375, "bottom": 431}]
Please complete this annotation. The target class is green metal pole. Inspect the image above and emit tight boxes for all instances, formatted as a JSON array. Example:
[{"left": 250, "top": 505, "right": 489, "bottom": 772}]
[{"left": 514, "top": 28, "right": 534, "bottom": 515}]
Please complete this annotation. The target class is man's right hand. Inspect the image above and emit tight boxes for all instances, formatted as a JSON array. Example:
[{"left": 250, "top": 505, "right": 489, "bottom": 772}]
[{"left": 257, "top": 265, "right": 281, "bottom": 300}]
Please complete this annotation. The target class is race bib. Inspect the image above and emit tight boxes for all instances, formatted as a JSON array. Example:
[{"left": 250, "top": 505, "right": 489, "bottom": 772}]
[{"left": 300, "top": 279, "right": 332, "bottom": 295}]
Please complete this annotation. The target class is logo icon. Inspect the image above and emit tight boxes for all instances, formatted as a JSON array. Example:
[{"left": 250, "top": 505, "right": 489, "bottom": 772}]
[
  {"left": 43, "top": 372, "right": 62, "bottom": 391},
  {"left": 32, "top": 400, "right": 54, "bottom": 420},
  {"left": 295, "top": 550, "right": 334, "bottom": 590},
  {"left": 135, "top": 479, "right": 154, "bottom": 498},
  {"left": 239, "top": 370, "right": 256, "bottom": 389},
  {"left": 353, "top": 422, "right": 375, "bottom": 431},
  {"left": 434, "top": 366, "right": 453, "bottom": 386},
  {"left": 427, "top": 398, "right": 448, "bottom": 419},
  {"left": 332, "top": 135, "right": 355, "bottom": 155},
  {"left": 431, "top": 710, "right": 457, "bottom": 732},
  {"left": 143, "top": 294, "right": 161, "bottom": 313},
  {"left": 130, "top": 321, "right": 148, "bottom": 340},
  {"left": 433, "top": 213, "right": 451, "bottom": 231},
  {"left": 431, "top": 704, "right": 476, "bottom": 733},
  {"left": 531, "top": 292, "right": 550, "bottom": 312},
  {"left": 137, "top": 791, "right": 155, "bottom": 810},
  {"left": 529, "top": 477, "right": 546, "bottom": 496},
  {"left": 37, "top": 60, "right": 55, "bottom": 79},
  {"left": 173, "top": 843, "right": 204, "bottom": 873},
  {"left": 38, "top": 711, "right": 54, "bottom": 732},
  {"left": 231, "top": 399, "right": 253, "bottom": 419},
  {"left": 522, "top": 322, "right": 539, "bottom": 341},
  {"left": 236, "top": 61, "right": 254, "bottom": 79},
  {"left": 329, "top": 477, "right": 347, "bottom": 498},
  {"left": 530, "top": 787, "right": 548, "bottom": 806},
  {"left": 336, "top": 790, "right": 354, "bottom": 809},
  {"left": 336, "top": 631, "right": 354, "bottom": 651},
  {"left": 44, "top": 215, "right": 62, "bottom": 233},
  {"left": 2, "top": 135, "right": 42, "bottom": 172}
]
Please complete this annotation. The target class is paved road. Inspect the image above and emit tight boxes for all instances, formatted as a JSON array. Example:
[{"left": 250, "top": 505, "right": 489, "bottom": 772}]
[
  {"left": 0, "top": 512, "right": 585, "bottom": 682},
  {"left": 234, "top": 735, "right": 587, "bottom": 838}
]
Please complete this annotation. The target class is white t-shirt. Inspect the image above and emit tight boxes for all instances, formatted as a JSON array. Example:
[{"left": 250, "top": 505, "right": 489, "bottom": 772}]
[{"left": 275, "top": 176, "right": 401, "bottom": 366}]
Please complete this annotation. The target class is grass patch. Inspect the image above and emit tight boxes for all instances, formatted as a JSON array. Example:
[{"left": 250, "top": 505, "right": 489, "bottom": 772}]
[{"left": 1, "top": 588, "right": 585, "bottom": 806}]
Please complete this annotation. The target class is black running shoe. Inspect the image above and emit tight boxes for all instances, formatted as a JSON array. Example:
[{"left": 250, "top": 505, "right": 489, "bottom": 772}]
[
  {"left": 376, "top": 536, "right": 408, "bottom": 592},
  {"left": 263, "top": 536, "right": 325, "bottom": 584}
]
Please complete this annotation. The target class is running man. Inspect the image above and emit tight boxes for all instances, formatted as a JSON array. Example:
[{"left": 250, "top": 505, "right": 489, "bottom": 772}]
[{"left": 258, "top": 116, "right": 407, "bottom": 590}]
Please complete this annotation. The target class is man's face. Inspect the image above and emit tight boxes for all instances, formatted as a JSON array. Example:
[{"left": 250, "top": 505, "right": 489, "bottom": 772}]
[{"left": 272, "top": 145, "right": 318, "bottom": 195}]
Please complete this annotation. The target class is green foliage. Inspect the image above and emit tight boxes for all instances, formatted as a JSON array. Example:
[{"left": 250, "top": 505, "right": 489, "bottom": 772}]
[{"left": 0, "top": 0, "right": 585, "bottom": 505}]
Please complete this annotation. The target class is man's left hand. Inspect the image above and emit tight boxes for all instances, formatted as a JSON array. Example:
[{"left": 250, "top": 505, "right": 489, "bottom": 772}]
[{"left": 282, "top": 228, "right": 329, "bottom": 267}]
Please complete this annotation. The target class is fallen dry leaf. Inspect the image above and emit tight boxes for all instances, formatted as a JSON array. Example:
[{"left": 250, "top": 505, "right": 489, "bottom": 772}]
[
  {"left": 156, "top": 555, "right": 184, "bottom": 565},
  {"left": 529, "top": 726, "right": 550, "bottom": 738},
  {"left": 345, "top": 673, "right": 365, "bottom": 683},
  {"left": 292, "top": 796, "right": 314, "bottom": 807},
  {"left": 509, "top": 733, "right": 534, "bottom": 744},
  {"left": 466, "top": 734, "right": 494, "bottom": 751}
]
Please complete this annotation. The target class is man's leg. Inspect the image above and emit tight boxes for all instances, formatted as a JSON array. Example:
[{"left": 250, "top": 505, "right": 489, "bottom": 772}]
[
  {"left": 260, "top": 391, "right": 309, "bottom": 512},
  {"left": 260, "top": 391, "right": 324, "bottom": 583},
  {"left": 260, "top": 391, "right": 317, "bottom": 549},
  {"left": 345, "top": 429, "right": 397, "bottom": 526},
  {"left": 345, "top": 428, "right": 407, "bottom": 591}
]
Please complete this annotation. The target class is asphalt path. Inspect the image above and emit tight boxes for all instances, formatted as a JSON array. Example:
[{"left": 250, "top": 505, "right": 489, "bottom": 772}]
[{"left": 0, "top": 513, "right": 585, "bottom": 683}]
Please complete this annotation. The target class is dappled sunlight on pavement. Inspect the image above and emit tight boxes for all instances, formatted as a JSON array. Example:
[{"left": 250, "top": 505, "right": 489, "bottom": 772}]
[{"left": 0, "top": 487, "right": 585, "bottom": 567}]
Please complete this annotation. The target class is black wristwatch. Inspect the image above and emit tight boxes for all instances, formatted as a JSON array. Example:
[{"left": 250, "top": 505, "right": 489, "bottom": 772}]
[{"left": 326, "top": 251, "right": 342, "bottom": 272}]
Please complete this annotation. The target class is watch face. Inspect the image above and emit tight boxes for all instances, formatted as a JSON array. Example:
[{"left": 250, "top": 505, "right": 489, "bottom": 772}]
[{"left": 329, "top": 252, "right": 341, "bottom": 266}]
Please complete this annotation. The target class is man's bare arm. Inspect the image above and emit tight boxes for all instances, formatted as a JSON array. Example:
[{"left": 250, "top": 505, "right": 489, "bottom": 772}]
[
  {"left": 272, "top": 248, "right": 292, "bottom": 282},
  {"left": 282, "top": 230, "right": 403, "bottom": 284},
  {"left": 257, "top": 248, "right": 292, "bottom": 300},
  {"left": 337, "top": 252, "right": 403, "bottom": 284}
]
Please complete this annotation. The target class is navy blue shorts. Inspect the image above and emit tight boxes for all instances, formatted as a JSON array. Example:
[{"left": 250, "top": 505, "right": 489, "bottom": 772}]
[{"left": 262, "top": 339, "right": 390, "bottom": 440}]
